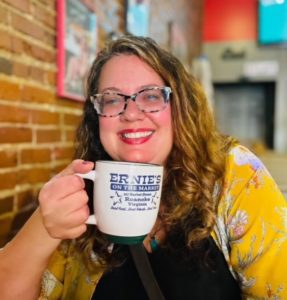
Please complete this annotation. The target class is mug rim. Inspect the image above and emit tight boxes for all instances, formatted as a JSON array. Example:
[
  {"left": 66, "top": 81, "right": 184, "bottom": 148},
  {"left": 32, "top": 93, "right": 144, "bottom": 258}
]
[{"left": 96, "top": 160, "right": 162, "bottom": 167}]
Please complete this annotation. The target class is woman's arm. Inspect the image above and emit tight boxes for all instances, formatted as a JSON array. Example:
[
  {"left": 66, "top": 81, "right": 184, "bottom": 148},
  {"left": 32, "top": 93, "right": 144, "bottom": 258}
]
[
  {"left": 218, "top": 147, "right": 287, "bottom": 298},
  {"left": 0, "top": 209, "right": 61, "bottom": 299},
  {"left": 0, "top": 160, "right": 94, "bottom": 299}
]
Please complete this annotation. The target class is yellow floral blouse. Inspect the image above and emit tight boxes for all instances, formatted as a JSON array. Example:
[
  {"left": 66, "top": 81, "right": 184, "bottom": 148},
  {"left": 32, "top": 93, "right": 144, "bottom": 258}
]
[{"left": 39, "top": 145, "right": 287, "bottom": 299}]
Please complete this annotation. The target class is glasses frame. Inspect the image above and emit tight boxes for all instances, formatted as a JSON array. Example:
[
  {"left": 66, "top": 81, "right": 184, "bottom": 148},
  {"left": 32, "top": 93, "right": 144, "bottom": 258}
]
[{"left": 90, "top": 86, "right": 172, "bottom": 117}]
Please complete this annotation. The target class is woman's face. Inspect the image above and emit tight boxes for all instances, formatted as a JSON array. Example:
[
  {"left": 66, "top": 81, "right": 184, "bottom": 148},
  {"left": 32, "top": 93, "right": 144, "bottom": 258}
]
[{"left": 98, "top": 54, "right": 173, "bottom": 165}]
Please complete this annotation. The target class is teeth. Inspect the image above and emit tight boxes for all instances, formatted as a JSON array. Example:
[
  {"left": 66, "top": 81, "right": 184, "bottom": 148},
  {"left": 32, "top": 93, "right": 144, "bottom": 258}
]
[{"left": 123, "top": 131, "right": 153, "bottom": 139}]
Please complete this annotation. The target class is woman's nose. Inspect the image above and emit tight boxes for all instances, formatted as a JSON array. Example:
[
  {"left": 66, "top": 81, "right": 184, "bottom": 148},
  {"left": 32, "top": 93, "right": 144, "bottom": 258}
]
[{"left": 120, "top": 98, "right": 145, "bottom": 121}]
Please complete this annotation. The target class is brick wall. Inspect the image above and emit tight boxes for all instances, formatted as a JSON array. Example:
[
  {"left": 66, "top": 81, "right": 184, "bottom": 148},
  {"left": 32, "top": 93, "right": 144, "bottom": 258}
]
[
  {"left": 0, "top": 0, "right": 84, "bottom": 246},
  {"left": 0, "top": 0, "right": 203, "bottom": 247}
]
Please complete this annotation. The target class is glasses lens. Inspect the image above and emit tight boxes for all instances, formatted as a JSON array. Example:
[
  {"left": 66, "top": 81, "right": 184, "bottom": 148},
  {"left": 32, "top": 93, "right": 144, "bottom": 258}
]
[
  {"left": 96, "top": 93, "right": 125, "bottom": 116},
  {"left": 137, "top": 87, "right": 169, "bottom": 112}
]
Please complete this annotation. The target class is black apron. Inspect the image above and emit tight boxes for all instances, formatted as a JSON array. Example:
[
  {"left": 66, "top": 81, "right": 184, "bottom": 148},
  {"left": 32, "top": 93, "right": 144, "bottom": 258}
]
[{"left": 92, "top": 237, "right": 241, "bottom": 300}]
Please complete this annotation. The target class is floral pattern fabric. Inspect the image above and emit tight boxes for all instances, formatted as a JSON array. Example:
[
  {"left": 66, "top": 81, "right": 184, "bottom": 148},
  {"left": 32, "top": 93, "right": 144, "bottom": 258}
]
[{"left": 40, "top": 145, "right": 287, "bottom": 299}]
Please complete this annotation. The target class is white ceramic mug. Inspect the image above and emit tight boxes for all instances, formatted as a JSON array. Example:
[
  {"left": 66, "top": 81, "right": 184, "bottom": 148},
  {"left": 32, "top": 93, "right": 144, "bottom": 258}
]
[{"left": 77, "top": 161, "right": 163, "bottom": 244}]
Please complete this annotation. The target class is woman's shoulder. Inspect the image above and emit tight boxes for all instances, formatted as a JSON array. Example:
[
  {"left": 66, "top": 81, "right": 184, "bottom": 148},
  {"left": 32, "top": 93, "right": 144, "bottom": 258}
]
[
  {"left": 215, "top": 143, "right": 286, "bottom": 238},
  {"left": 215, "top": 143, "right": 285, "bottom": 228},
  {"left": 227, "top": 144, "right": 265, "bottom": 175},
  {"left": 223, "top": 144, "right": 271, "bottom": 196},
  {"left": 213, "top": 145, "right": 287, "bottom": 298}
]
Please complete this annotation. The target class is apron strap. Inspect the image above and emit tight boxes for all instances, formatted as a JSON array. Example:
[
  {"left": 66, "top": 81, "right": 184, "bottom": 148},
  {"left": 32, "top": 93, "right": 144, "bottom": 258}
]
[{"left": 129, "top": 244, "right": 166, "bottom": 300}]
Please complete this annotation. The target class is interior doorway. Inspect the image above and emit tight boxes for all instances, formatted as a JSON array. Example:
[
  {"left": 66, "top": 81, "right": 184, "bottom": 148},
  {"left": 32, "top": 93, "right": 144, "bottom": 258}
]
[{"left": 213, "top": 81, "right": 275, "bottom": 149}]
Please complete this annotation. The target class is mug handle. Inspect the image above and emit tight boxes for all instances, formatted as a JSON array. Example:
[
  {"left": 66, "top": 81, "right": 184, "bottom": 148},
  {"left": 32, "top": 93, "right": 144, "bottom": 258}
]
[{"left": 75, "top": 170, "right": 97, "bottom": 225}]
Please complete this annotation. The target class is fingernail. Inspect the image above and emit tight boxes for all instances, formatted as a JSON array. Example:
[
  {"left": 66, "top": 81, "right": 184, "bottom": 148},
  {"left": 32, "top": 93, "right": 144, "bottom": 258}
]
[{"left": 82, "top": 160, "right": 91, "bottom": 165}]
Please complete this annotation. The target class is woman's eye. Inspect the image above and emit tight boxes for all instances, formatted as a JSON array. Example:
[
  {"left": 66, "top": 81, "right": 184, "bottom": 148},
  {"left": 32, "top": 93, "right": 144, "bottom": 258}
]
[
  {"left": 144, "top": 93, "right": 160, "bottom": 101},
  {"left": 103, "top": 97, "right": 121, "bottom": 106}
]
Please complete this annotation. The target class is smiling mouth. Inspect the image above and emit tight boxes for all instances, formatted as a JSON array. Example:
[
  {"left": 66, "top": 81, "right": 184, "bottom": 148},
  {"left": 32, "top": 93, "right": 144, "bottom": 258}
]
[
  {"left": 121, "top": 131, "right": 154, "bottom": 139},
  {"left": 118, "top": 129, "right": 155, "bottom": 144}
]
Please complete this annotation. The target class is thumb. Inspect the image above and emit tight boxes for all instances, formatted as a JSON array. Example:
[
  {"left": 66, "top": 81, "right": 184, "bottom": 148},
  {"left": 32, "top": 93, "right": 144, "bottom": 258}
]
[{"left": 56, "top": 159, "right": 94, "bottom": 178}]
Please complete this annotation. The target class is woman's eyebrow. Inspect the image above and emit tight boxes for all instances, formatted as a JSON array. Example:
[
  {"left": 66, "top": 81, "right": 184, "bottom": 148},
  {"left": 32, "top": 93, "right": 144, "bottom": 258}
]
[
  {"left": 100, "top": 84, "right": 162, "bottom": 94},
  {"left": 99, "top": 87, "right": 121, "bottom": 93}
]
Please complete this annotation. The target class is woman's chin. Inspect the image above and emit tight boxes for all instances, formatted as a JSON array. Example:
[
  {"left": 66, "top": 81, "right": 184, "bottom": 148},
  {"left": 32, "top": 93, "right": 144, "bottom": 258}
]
[
  {"left": 120, "top": 156, "right": 164, "bottom": 166},
  {"left": 112, "top": 150, "right": 165, "bottom": 165},
  {"left": 118, "top": 155, "right": 153, "bottom": 164},
  {"left": 123, "top": 158, "right": 149, "bottom": 164}
]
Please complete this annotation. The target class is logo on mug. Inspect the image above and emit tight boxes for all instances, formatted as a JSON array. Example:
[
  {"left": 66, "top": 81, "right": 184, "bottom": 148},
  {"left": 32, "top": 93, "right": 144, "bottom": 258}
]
[{"left": 109, "top": 173, "right": 161, "bottom": 212}]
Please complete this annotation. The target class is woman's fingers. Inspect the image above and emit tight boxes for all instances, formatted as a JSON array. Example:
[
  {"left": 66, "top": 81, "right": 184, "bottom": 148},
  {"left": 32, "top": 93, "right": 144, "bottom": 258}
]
[
  {"left": 40, "top": 190, "right": 90, "bottom": 239},
  {"left": 38, "top": 159, "right": 95, "bottom": 240},
  {"left": 40, "top": 174, "right": 85, "bottom": 202}
]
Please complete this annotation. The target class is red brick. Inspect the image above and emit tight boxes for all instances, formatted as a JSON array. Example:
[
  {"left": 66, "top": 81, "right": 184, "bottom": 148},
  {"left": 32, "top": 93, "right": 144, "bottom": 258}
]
[
  {"left": 21, "top": 148, "right": 51, "bottom": 164},
  {"left": 46, "top": 70, "right": 56, "bottom": 86},
  {"left": 33, "top": 3, "right": 56, "bottom": 29},
  {"left": 0, "top": 57, "right": 12, "bottom": 75},
  {"left": 11, "top": 13, "right": 46, "bottom": 41},
  {"left": 30, "top": 45, "right": 55, "bottom": 63},
  {"left": 0, "top": 172, "right": 17, "bottom": 189},
  {"left": 0, "top": 79, "right": 21, "bottom": 100},
  {"left": 28, "top": 167, "right": 52, "bottom": 184},
  {"left": 0, "top": 31, "right": 12, "bottom": 51},
  {"left": 0, "top": 127, "right": 32, "bottom": 143},
  {"left": 63, "top": 114, "right": 81, "bottom": 126},
  {"left": 13, "top": 62, "right": 29, "bottom": 78},
  {"left": 0, "top": 105, "right": 30, "bottom": 123},
  {"left": 12, "top": 36, "right": 55, "bottom": 62},
  {"left": 52, "top": 146, "right": 74, "bottom": 160},
  {"left": 0, "top": 6, "right": 9, "bottom": 24},
  {"left": 3, "top": 0, "right": 30, "bottom": 13},
  {"left": 0, "top": 196, "right": 14, "bottom": 215},
  {"left": 36, "top": 129, "right": 61, "bottom": 143},
  {"left": 30, "top": 109, "right": 60, "bottom": 125},
  {"left": 11, "top": 36, "right": 24, "bottom": 54},
  {"left": 29, "top": 66, "right": 45, "bottom": 83},
  {"left": 17, "top": 167, "right": 51, "bottom": 185},
  {"left": 0, "top": 150, "right": 17, "bottom": 168},
  {"left": 55, "top": 96, "right": 84, "bottom": 109},
  {"left": 64, "top": 129, "right": 76, "bottom": 142},
  {"left": 22, "top": 85, "right": 55, "bottom": 103},
  {"left": 44, "top": 31, "right": 56, "bottom": 47},
  {"left": 37, "top": 0, "right": 56, "bottom": 9}
]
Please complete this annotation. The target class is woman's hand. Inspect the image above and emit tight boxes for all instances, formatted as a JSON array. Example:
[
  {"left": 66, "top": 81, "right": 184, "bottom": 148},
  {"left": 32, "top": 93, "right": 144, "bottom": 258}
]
[{"left": 38, "top": 159, "right": 94, "bottom": 240}]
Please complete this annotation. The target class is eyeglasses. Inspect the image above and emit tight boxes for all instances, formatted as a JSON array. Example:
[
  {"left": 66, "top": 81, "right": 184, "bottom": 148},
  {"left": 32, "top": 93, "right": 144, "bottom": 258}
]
[{"left": 90, "top": 86, "right": 172, "bottom": 117}]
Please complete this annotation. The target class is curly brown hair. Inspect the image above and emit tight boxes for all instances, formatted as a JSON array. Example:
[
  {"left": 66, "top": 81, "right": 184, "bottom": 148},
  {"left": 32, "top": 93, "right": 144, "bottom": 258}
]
[{"left": 74, "top": 35, "right": 236, "bottom": 270}]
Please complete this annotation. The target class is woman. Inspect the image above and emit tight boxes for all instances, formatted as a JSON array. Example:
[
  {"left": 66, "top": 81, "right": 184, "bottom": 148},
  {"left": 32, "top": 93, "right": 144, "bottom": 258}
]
[{"left": 1, "top": 35, "right": 286, "bottom": 299}]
